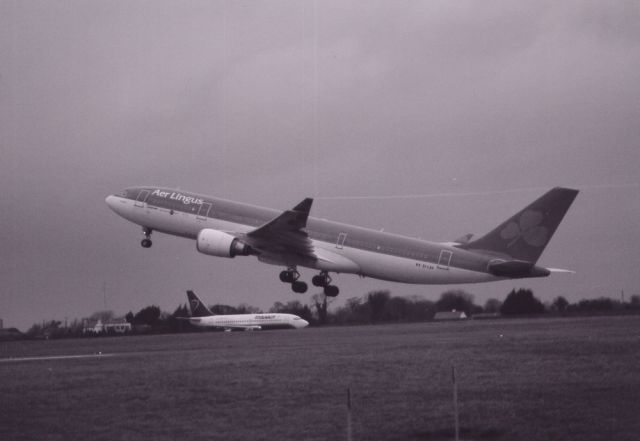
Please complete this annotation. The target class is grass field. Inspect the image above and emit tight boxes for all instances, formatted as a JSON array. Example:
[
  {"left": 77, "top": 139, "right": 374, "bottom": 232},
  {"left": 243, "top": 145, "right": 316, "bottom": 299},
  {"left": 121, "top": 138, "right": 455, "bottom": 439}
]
[{"left": 1, "top": 315, "right": 639, "bottom": 441}]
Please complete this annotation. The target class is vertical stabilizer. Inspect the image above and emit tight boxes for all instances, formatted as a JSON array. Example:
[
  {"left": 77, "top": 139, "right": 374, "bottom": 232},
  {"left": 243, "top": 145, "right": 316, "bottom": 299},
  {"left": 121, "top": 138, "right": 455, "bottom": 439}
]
[
  {"left": 186, "top": 290, "right": 214, "bottom": 317},
  {"left": 461, "top": 187, "right": 579, "bottom": 263}
]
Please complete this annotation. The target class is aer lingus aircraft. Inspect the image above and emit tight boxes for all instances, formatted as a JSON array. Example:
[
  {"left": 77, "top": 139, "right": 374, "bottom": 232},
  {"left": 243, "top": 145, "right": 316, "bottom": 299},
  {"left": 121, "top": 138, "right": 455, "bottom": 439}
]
[
  {"left": 180, "top": 290, "right": 309, "bottom": 330},
  {"left": 106, "top": 186, "right": 578, "bottom": 297}
]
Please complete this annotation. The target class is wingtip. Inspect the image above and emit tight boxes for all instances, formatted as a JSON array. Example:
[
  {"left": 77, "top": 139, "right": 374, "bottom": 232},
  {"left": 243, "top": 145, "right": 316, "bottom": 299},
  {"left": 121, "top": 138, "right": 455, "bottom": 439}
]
[
  {"left": 552, "top": 186, "right": 580, "bottom": 195},
  {"left": 293, "top": 198, "right": 313, "bottom": 213}
]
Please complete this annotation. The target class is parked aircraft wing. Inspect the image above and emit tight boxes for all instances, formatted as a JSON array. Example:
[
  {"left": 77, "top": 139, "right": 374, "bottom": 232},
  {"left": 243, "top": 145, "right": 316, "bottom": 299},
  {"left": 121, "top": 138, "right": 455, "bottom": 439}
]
[
  {"left": 241, "top": 198, "right": 316, "bottom": 261},
  {"left": 222, "top": 325, "right": 262, "bottom": 331}
]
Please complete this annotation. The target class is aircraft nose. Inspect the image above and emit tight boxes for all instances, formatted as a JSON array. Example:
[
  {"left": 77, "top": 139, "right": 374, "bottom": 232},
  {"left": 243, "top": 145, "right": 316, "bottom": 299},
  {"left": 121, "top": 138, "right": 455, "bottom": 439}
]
[
  {"left": 300, "top": 319, "right": 309, "bottom": 328},
  {"left": 105, "top": 194, "right": 125, "bottom": 215},
  {"left": 105, "top": 195, "right": 117, "bottom": 210}
]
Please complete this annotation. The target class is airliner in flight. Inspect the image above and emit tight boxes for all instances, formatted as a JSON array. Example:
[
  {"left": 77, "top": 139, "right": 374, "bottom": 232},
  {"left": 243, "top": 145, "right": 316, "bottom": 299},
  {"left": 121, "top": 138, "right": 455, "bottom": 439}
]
[
  {"left": 106, "top": 186, "right": 578, "bottom": 297},
  {"left": 180, "top": 290, "right": 309, "bottom": 330}
]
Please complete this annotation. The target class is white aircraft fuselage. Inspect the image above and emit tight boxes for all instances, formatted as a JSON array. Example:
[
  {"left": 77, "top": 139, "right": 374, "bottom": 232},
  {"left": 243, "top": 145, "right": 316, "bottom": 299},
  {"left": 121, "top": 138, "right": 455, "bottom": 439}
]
[
  {"left": 106, "top": 186, "right": 578, "bottom": 296},
  {"left": 182, "top": 290, "right": 309, "bottom": 330},
  {"left": 186, "top": 313, "right": 309, "bottom": 330}
]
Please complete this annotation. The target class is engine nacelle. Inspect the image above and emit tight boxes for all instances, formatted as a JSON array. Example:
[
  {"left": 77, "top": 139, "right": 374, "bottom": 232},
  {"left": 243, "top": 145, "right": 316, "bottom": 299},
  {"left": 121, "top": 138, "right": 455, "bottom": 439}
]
[{"left": 196, "top": 229, "right": 251, "bottom": 258}]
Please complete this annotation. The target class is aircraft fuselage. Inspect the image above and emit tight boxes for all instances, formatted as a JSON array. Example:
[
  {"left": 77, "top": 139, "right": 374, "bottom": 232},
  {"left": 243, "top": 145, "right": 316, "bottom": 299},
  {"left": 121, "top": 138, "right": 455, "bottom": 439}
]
[
  {"left": 187, "top": 313, "right": 309, "bottom": 330},
  {"left": 106, "top": 186, "right": 578, "bottom": 295},
  {"left": 106, "top": 187, "right": 498, "bottom": 285}
]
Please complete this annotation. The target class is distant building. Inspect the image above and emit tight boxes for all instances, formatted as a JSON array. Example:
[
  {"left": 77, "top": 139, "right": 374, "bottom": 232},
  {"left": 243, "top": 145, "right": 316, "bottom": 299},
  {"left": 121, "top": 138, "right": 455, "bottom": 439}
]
[
  {"left": 434, "top": 310, "right": 468, "bottom": 321},
  {"left": 83, "top": 319, "right": 104, "bottom": 334},
  {"left": 104, "top": 318, "right": 132, "bottom": 333},
  {"left": 83, "top": 318, "right": 131, "bottom": 334},
  {"left": 0, "top": 327, "right": 24, "bottom": 341}
]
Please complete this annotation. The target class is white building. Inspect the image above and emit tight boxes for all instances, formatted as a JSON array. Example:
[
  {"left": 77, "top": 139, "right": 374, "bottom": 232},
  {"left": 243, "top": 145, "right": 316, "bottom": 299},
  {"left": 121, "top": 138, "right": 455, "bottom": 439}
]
[
  {"left": 434, "top": 310, "right": 468, "bottom": 321},
  {"left": 83, "top": 318, "right": 131, "bottom": 334}
]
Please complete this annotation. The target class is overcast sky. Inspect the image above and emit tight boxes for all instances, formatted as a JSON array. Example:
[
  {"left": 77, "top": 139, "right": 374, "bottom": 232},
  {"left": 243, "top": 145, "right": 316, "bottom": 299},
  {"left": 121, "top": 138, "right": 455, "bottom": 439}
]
[{"left": 1, "top": 1, "right": 639, "bottom": 330}]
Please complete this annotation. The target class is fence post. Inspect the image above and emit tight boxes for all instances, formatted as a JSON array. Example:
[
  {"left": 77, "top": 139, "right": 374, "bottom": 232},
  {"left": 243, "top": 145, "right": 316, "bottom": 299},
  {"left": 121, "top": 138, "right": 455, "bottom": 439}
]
[
  {"left": 347, "top": 386, "right": 353, "bottom": 441},
  {"left": 452, "top": 365, "right": 459, "bottom": 441}
]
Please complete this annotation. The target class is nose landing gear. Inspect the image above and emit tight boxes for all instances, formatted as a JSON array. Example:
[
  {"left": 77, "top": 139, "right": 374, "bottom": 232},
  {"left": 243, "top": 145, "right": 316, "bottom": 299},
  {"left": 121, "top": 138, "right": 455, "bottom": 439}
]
[{"left": 141, "top": 227, "right": 153, "bottom": 248}]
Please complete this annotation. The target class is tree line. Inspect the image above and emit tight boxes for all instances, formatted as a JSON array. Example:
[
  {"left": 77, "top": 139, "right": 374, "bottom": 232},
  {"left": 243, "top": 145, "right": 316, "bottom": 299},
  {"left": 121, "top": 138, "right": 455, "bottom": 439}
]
[{"left": 16, "top": 288, "right": 640, "bottom": 339}]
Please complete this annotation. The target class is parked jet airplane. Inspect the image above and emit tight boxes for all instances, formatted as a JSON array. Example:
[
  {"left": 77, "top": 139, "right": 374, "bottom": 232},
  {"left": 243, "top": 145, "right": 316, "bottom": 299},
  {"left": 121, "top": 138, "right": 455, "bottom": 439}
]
[
  {"left": 180, "top": 290, "right": 309, "bottom": 330},
  {"left": 106, "top": 186, "right": 578, "bottom": 297}
]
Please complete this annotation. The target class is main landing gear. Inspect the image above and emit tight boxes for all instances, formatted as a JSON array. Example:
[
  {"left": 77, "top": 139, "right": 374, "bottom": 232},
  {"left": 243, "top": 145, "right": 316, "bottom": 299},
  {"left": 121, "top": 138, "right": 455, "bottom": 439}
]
[
  {"left": 312, "top": 271, "right": 340, "bottom": 297},
  {"left": 279, "top": 268, "right": 307, "bottom": 293},
  {"left": 141, "top": 227, "right": 153, "bottom": 248},
  {"left": 279, "top": 269, "right": 340, "bottom": 297}
]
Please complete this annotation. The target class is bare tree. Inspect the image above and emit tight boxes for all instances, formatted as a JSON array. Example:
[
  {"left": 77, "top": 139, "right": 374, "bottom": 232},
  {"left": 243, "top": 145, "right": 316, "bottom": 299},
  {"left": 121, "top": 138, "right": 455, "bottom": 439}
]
[{"left": 311, "top": 293, "right": 333, "bottom": 325}]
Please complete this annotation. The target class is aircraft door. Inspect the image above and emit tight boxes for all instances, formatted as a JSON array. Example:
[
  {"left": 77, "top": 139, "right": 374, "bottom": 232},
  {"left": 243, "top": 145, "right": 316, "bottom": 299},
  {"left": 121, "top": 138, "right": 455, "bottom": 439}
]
[
  {"left": 197, "top": 202, "right": 212, "bottom": 220},
  {"left": 336, "top": 232, "right": 347, "bottom": 249},
  {"left": 437, "top": 250, "right": 453, "bottom": 270},
  {"left": 134, "top": 190, "right": 150, "bottom": 208}
]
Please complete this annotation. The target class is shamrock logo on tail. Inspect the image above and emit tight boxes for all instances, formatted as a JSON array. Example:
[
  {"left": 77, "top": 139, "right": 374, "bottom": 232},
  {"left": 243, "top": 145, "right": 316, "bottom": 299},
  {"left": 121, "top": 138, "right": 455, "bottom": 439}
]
[{"left": 500, "top": 210, "right": 548, "bottom": 248}]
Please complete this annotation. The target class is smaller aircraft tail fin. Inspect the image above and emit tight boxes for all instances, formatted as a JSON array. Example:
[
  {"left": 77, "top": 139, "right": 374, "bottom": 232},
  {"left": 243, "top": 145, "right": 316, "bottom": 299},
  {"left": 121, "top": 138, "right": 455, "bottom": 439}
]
[
  {"left": 461, "top": 187, "right": 579, "bottom": 263},
  {"left": 186, "top": 290, "right": 214, "bottom": 317}
]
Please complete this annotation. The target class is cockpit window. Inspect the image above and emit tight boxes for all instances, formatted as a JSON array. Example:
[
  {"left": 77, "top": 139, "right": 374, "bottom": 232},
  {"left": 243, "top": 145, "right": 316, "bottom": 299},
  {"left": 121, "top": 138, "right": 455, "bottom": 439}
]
[{"left": 124, "top": 188, "right": 148, "bottom": 201}]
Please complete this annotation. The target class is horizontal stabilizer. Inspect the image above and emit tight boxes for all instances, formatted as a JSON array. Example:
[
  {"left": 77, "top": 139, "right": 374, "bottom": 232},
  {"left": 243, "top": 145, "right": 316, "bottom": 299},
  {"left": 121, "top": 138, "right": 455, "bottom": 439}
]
[
  {"left": 546, "top": 268, "right": 576, "bottom": 274},
  {"left": 453, "top": 233, "right": 473, "bottom": 244},
  {"left": 488, "top": 260, "right": 550, "bottom": 278}
]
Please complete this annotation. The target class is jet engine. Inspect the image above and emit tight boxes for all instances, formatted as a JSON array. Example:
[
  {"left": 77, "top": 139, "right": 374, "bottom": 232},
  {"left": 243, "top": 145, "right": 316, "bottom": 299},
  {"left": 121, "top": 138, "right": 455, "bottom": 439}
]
[{"left": 196, "top": 229, "right": 251, "bottom": 258}]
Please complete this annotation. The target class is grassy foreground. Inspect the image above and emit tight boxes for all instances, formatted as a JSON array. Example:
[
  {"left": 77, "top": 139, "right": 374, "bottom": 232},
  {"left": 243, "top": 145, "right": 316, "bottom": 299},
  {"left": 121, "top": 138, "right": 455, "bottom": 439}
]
[{"left": 1, "top": 316, "right": 639, "bottom": 441}]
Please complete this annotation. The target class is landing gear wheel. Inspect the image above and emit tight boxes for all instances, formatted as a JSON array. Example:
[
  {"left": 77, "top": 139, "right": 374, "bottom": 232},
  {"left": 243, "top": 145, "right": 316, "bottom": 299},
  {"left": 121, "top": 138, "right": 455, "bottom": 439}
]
[
  {"left": 324, "top": 285, "right": 339, "bottom": 297},
  {"left": 312, "top": 271, "right": 332, "bottom": 287},
  {"left": 141, "top": 238, "right": 152, "bottom": 248},
  {"left": 292, "top": 281, "right": 308, "bottom": 294},
  {"left": 279, "top": 269, "right": 299, "bottom": 284},
  {"left": 280, "top": 267, "right": 307, "bottom": 293}
]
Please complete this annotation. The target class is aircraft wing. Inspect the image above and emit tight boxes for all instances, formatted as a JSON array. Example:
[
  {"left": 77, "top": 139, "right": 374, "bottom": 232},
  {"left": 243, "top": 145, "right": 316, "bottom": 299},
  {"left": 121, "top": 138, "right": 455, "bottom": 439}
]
[
  {"left": 240, "top": 198, "right": 316, "bottom": 263},
  {"left": 220, "top": 324, "right": 262, "bottom": 331},
  {"left": 177, "top": 317, "right": 261, "bottom": 331}
]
